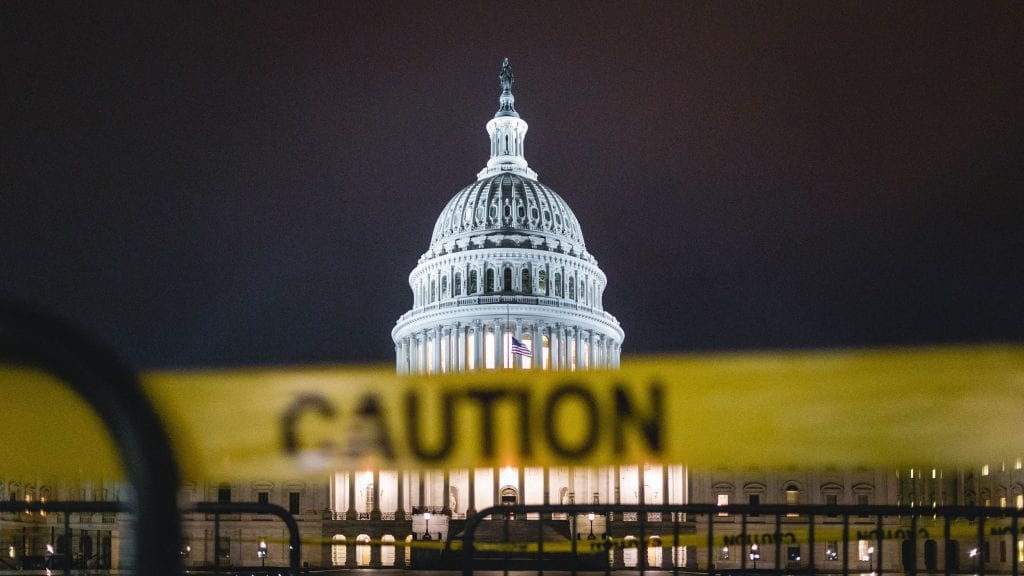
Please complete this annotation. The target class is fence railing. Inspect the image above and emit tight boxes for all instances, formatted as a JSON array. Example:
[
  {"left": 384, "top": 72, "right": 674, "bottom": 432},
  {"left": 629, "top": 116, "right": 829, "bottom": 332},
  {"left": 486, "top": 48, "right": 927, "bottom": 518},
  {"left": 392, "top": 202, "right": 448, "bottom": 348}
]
[{"left": 459, "top": 503, "right": 1023, "bottom": 576}]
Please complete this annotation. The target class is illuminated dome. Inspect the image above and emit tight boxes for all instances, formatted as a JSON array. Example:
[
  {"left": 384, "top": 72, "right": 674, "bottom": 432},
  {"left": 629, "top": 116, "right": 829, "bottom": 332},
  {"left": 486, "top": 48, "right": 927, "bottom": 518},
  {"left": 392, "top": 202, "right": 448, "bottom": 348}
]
[
  {"left": 427, "top": 173, "right": 588, "bottom": 259},
  {"left": 394, "top": 59, "right": 623, "bottom": 374}
]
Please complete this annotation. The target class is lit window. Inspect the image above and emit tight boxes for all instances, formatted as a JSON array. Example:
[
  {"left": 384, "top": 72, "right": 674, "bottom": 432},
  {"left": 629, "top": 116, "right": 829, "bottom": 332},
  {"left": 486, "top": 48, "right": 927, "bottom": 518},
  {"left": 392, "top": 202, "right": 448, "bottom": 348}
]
[
  {"left": 717, "top": 493, "right": 729, "bottom": 516},
  {"left": 826, "top": 541, "right": 839, "bottom": 561},
  {"left": 982, "top": 464, "right": 990, "bottom": 476}
]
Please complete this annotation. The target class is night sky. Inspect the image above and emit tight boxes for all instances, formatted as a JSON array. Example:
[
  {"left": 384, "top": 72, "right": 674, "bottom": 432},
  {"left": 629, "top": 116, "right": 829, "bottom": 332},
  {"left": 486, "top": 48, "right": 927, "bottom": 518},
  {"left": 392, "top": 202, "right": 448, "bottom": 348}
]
[{"left": 2, "top": 2, "right": 1022, "bottom": 369}]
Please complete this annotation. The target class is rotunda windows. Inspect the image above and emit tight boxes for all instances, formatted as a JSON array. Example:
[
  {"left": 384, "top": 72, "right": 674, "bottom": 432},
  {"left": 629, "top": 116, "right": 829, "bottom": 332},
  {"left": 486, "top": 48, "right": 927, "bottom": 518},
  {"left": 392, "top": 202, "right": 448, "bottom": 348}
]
[
  {"left": 521, "top": 268, "right": 532, "bottom": 294},
  {"left": 469, "top": 270, "right": 479, "bottom": 294}
]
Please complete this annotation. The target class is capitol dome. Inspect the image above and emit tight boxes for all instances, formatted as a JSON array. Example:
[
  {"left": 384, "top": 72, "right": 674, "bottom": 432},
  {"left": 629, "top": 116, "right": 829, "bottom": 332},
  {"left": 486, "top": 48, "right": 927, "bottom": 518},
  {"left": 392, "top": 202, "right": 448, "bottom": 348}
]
[{"left": 393, "top": 59, "right": 623, "bottom": 374}]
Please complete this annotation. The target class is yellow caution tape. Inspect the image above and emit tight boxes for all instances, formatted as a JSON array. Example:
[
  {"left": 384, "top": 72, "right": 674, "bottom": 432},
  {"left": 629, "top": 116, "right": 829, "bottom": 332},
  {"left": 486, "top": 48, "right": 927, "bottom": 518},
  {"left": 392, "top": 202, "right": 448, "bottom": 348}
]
[
  {"left": 3, "top": 344, "right": 1022, "bottom": 480},
  {"left": 0, "top": 367, "right": 124, "bottom": 480}
]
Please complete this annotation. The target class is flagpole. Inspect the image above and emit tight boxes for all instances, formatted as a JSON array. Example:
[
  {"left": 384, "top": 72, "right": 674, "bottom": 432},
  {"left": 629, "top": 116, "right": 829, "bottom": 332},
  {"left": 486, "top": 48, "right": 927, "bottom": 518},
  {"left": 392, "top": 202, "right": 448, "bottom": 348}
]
[{"left": 506, "top": 303, "right": 511, "bottom": 369}]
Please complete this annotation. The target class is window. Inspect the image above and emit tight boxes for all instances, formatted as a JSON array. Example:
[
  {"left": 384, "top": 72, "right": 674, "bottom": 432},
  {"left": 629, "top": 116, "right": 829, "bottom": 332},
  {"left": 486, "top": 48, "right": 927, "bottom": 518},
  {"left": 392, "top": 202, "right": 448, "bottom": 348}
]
[
  {"left": 554, "top": 272, "right": 562, "bottom": 297},
  {"left": 857, "top": 493, "right": 869, "bottom": 517},
  {"left": 469, "top": 270, "right": 478, "bottom": 294},
  {"left": 331, "top": 535, "right": 347, "bottom": 566},
  {"left": 717, "top": 493, "right": 729, "bottom": 516},
  {"left": 485, "top": 269, "right": 495, "bottom": 293},
  {"left": 538, "top": 270, "right": 547, "bottom": 294},
  {"left": 430, "top": 280, "right": 436, "bottom": 302},
  {"left": 289, "top": 492, "right": 300, "bottom": 515},
  {"left": 503, "top": 267, "right": 512, "bottom": 292},
  {"left": 719, "top": 546, "right": 730, "bottom": 560},
  {"left": 454, "top": 273, "right": 462, "bottom": 296},
  {"left": 217, "top": 485, "right": 231, "bottom": 503},
  {"left": 826, "top": 541, "right": 839, "bottom": 561},
  {"left": 858, "top": 540, "right": 872, "bottom": 561},
  {"left": 748, "top": 494, "right": 760, "bottom": 516},
  {"left": 786, "top": 484, "right": 799, "bottom": 516},
  {"left": 568, "top": 280, "right": 575, "bottom": 300},
  {"left": 521, "top": 268, "right": 532, "bottom": 293},
  {"left": 441, "top": 276, "right": 448, "bottom": 298},
  {"left": 257, "top": 491, "right": 269, "bottom": 505},
  {"left": 217, "top": 536, "right": 230, "bottom": 559},
  {"left": 826, "top": 493, "right": 838, "bottom": 517},
  {"left": 788, "top": 545, "right": 801, "bottom": 561}
]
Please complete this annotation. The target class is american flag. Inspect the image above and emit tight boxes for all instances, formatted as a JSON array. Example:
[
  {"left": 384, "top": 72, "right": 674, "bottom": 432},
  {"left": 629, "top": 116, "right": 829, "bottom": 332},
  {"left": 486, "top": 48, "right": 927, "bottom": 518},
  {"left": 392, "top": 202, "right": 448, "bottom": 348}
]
[{"left": 510, "top": 336, "right": 532, "bottom": 357}]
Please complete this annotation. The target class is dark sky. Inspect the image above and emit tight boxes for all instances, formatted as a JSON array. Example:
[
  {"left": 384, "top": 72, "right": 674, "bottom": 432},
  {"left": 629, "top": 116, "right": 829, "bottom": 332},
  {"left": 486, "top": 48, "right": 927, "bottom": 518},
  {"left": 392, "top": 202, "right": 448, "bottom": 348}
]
[{"left": 2, "top": 2, "right": 1022, "bottom": 369}]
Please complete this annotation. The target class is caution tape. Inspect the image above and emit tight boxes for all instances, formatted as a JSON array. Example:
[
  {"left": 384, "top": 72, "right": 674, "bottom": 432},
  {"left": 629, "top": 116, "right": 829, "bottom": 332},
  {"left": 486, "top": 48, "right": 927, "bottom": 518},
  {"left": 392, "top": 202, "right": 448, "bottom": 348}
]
[{"left": 2, "top": 344, "right": 1023, "bottom": 480}]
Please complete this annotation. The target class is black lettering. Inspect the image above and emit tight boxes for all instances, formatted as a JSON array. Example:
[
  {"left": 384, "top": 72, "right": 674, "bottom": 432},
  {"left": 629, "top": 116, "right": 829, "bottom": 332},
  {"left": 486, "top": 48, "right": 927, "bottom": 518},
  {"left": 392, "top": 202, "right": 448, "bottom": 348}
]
[
  {"left": 466, "top": 389, "right": 507, "bottom": 458},
  {"left": 344, "top": 394, "right": 395, "bottom": 459},
  {"left": 544, "top": 384, "right": 598, "bottom": 458},
  {"left": 613, "top": 381, "right": 664, "bottom": 454},
  {"left": 513, "top": 389, "right": 533, "bottom": 457},
  {"left": 405, "top": 390, "right": 455, "bottom": 460},
  {"left": 280, "top": 393, "right": 336, "bottom": 454}
]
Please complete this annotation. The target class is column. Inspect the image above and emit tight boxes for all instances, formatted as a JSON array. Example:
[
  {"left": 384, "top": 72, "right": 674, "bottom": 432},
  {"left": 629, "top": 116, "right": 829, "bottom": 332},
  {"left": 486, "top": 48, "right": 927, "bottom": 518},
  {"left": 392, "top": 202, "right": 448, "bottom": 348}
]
[
  {"left": 517, "top": 466, "right": 526, "bottom": 505},
  {"left": 514, "top": 319, "right": 523, "bottom": 369},
  {"left": 346, "top": 471, "right": 356, "bottom": 520},
  {"left": 442, "top": 470, "right": 451, "bottom": 515},
  {"left": 575, "top": 328, "right": 582, "bottom": 372},
  {"left": 565, "top": 327, "right": 575, "bottom": 371},
  {"left": 550, "top": 324, "right": 560, "bottom": 371},
  {"left": 396, "top": 470, "right": 405, "bottom": 520},
  {"left": 535, "top": 323, "right": 546, "bottom": 370},
  {"left": 589, "top": 330, "right": 597, "bottom": 369},
  {"left": 371, "top": 469, "right": 381, "bottom": 520},
  {"left": 432, "top": 326, "right": 441, "bottom": 375},
  {"left": 453, "top": 322, "right": 462, "bottom": 373},
  {"left": 417, "top": 471, "right": 425, "bottom": 511},
  {"left": 474, "top": 321, "right": 483, "bottom": 371},
  {"left": 559, "top": 325, "right": 568, "bottom": 369},
  {"left": 495, "top": 319, "right": 504, "bottom": 369},
  {"left": 493, "top": 466, "right": 500, "bottom": 509}
]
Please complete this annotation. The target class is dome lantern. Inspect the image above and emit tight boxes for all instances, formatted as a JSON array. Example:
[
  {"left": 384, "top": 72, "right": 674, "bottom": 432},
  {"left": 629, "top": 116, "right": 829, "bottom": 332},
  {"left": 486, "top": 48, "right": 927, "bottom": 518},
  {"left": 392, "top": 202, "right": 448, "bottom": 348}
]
[{"left": 478, "top": 58, "right": 537, "bottom": 181}]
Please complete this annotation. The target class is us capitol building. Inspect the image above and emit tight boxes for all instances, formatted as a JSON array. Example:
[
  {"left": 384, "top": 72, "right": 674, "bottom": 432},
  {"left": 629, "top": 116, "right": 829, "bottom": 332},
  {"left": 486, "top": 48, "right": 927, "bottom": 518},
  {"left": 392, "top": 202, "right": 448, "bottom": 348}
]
[{"left": 2, "top": 60, "right": 1014, "bottom": 573}]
